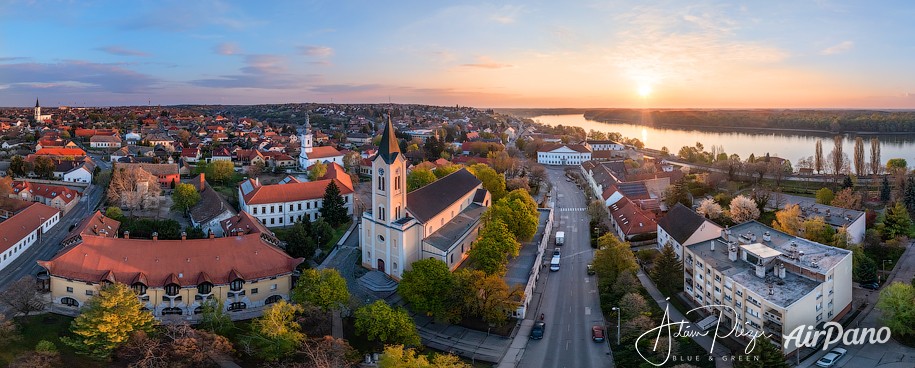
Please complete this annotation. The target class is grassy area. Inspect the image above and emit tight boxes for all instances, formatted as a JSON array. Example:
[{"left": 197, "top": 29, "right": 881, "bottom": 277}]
[
  {"left": 2, "top": 314, "right": 103, "bottom": 367},
  {"left": 212, "top": 185, "right": 239, "bottom": 210}
]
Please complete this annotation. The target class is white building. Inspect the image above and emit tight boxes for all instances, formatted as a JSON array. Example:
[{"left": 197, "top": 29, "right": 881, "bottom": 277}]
[
  {"left": 656, "top": 203, "right": 723, "bottom": 258},
  {"left": 536, "top": 143, "right": 592, "bottom": 166},
  {"left": 299, "top": 117, "right": 344, "bottom": 169},
  {"left": 586, "top": 140, "right": 625, "bottom": 151},
  {"left": 239, "top": 163, "right": 354, "bottom": 227},
  {"left": 62, "top": 165, "right": 93, "bottom": 183},
  {"left": 0, "top": 203, "right": 61, "bottom": 271},
  {"left": 683, "top": 221, "right": 853, "bottom": 356}
]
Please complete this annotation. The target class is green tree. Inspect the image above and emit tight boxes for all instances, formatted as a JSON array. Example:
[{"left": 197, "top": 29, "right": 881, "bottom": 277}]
[
  {"left": 311, "top": 218, "right": 336, "bottom": 249},
  {"left": 171, "top": 183, "right": 201, "bottom": 213},
  {"left": 398, "top": 258, "right": 458, "bottom": 322},
  {"left": 593, "top": 234, "right": 639, "bottom": 288},
  {"left": 469, "top": 164, "right": 507, "bottom": 201},
  {"left": 63, "top": 283, "right": 157, "bottom": 359},
  {"left": 732, "top": 340, "right": 791, "bottom": 368},
  {"left": 284, "top": 220, "right": 317, "bottom": 259},
  {"left": 484, "top": 189, "right": 539, "bottom": 242},
  {"left": 454, "top": 269, "right": 523, "bottom": 325},
  {"left": 904, "top": 176, "right": 915, "bottom": 216},
  {"left": 884, "top": 202, "right": 913, "bottom": 239},
  {"left": 308, "top": 161, "right": 328, "bottom": 181},
  {"left": 320, "top": 181, "right": 349, "bottom": 227},
  {"left": 651, "top": 243, "right": 684, "bottom": 295},
  {"left": 881, "top": 176, "right": 892, "bottom": 203},
  {"left": 815, "top": 187, "right": 835, "bottom": 205},
  {"left": 353, "top": 300, "right": 420, "bottom": 346},
  {"left": 877, "top": 282, "right": 915, "bottom": 337},
  {"left": 887, "top": 158, "right": 908, "bottom": 174},
  {"left": 9, "top": 155, "right": 26, "bottom": 177},
  {"left": 802, "top": 217, "right": 836, "bottom": 245},
  {"left": 407, "top": 168, "right": 437, "bottom": 191},
  {"left": 468, "top": 219, "right": 519, "bottom": 275},
  {"left": 0, "top": 314, "right": 21, "bottom": 347},
  {"left": 434, "top": 164, "right": 462, "bottom": 179},
  {"left": 771, "top": 204, "right": 803, "bottom": 236},
  {"left": 243, "top": 300, "right": 304, "bottom": 361},
  {"left": 292, "top": 269, "right": 350, "bottom": 312},
  {"left": 851, "top": 245, "right": 878, "bottom": 282},
  {"left": 378, "top": 344, "right": 470, "bottom": 368},
  {"left": 198, "top": 299, "right": 233, "bottom": 336},
  {"left": 664, "top": 179, "right": 692, "bottom": 208},
  {"left": 205, "top": 160, "right": 236, "bottom": 184},
  {"left": 33, "top": 155, "right": 55, "bottom": 179}
]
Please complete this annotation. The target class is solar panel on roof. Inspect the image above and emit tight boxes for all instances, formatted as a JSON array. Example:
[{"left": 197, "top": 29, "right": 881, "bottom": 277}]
[{"left": 240, "top": 181, "right": 253, "bottom": 195}]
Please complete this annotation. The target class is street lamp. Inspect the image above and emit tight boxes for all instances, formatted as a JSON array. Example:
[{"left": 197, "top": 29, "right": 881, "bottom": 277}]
[
  {"left": 611, "top": 307, "right": 621, "bottom": 345},
  {"left": 880, "top": 259, "right": 892, "bottom": 283}
]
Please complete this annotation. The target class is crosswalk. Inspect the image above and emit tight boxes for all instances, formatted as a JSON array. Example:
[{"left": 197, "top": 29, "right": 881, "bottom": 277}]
[{"left": 558, "top": 207, "right": 587, "bottom": 212}]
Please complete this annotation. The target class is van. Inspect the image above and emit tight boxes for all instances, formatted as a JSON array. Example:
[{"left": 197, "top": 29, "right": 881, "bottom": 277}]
[
  {"left": 555, "top": 231, "right": 565, "bottom": 246},
  {"left": 549, "top": 256, "right": 560, "bottom": 271}
]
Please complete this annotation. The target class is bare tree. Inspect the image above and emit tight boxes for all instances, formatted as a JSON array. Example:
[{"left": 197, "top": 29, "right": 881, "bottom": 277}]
[
  {"left": 0, "top": 276, "right": 46, "bottom": 317},
  {"left": 299, "top": 336, "right": 358, "bottom": 368},
  {"left": 830, "top": 135, "right": 844, "bottom": 180},
  {"left": 814, "top": 140, "right": 824, "bottom": 174},
  {"left": 106, "top": 166, "right": 162, "bottom": 211},
  {"left": 853, "top": 137, "right": 865, "bottom": 177},
  {"left": 870, "top": 137, "right": 881, "bottom": 176}
]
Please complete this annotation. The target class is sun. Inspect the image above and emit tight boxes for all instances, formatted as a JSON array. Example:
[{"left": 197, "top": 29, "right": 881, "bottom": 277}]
[{"left": 637, "top": 84, "right": 653, "bottom": 98}]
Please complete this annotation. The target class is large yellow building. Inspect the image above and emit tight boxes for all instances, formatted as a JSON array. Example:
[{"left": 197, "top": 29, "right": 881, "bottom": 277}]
[{"left": 40, "top": 211, "right": 303, "bottom": 321}]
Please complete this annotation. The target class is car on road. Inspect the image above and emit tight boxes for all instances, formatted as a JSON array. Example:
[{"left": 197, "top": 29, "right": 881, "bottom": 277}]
[
  {"left": 591, "top": 325, "right": 605, "bottom": 342},
  {"left": 587, "top": 263, "right": 595, "bottom": 275},
  {"left": 552, "top": 248, "right": 560, "bottom": 258},
  {"left": 815, "top": 347, "right": 847, "bottom": 367},
  {"left": 860, "top": 281, "right": 880, "bottom": 290},
  {"left": 530, "top": 321, "right": 545, "bottom": 340}
]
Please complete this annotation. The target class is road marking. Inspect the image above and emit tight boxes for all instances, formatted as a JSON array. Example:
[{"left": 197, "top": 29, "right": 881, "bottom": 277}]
[
  {"left": 585, "top": 277, "right": 589, "bottom": 283},
  {"left": 566, "top": 340, "right": 570, "bottom": 350},
  {"left": 586, "top": 307, "right": 591, "bottom": 315}
]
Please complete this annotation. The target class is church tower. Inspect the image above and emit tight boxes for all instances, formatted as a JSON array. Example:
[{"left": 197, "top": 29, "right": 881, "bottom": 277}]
[
  {"left": 361, "top": 115, "right": 408, "bottom": 278},
  {"left": 34, "top": 98, "right": 40, "bottom": 122},
  {"left": 298, "top": 116, "right": 313, "bottom": 169},
  {"left": 371, "top": 115, "right": 406, "bottom": 226}
]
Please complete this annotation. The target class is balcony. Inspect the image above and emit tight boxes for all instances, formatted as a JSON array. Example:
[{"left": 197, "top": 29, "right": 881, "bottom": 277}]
[{"left": 764, "top": 320, "right": 783, "bottom": 335}]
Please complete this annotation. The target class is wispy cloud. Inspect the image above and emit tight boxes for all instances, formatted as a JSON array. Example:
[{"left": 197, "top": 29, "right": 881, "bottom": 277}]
[
  {"left": 190, "top": 54, "right": 315, "bottom": 89},
  {"left": 461, "top": 56, "right": 513, "bottom": 69},
  {"left": 821, "top": 41, "right": 854, "bottom": 55},
  {"left": 120, "top": 1, "right": 261, "bottom": 31},
  {"left": 299, "top": 45, "right": 334, "bottom": 58},
  {"left": 0, "top": 60, "right": 159, "bottom": 93},
  {"left": 490, "top": 5, "right": 524, "bottom": 24},
  {"left": 96, "top": 46, "right": 149, "bottom": 57},
  {"left": 214, "top": 42, "right": 240, "bottom": 55}
]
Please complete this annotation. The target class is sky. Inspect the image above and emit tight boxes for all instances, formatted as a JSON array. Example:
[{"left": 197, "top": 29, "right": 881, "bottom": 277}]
[{"left": 2, "top": 0, "right": 915, "bottom": 108}]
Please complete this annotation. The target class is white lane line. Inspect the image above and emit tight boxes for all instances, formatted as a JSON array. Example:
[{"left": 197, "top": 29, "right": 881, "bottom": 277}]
[
  {"left": 585, "top": 307, "right": 591, "bottom": 315},
  {"left": 585, "top": 277, "right": 589, "bottom": 283}
]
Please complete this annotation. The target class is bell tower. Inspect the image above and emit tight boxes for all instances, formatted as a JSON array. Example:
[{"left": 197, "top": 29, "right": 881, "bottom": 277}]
[
  {"left": 34, "top": 98, "right": 41, "bottom": 122},
  {"left": 371, "top": 116, "right": 406, "bottom": 225},
  {"left": 298, "top": 116, "right": 314, "bottom": 169}
]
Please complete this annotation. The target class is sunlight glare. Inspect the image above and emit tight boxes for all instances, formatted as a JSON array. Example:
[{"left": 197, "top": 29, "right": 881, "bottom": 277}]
[{"left": 638, "top": 84, "right": 653, "bottom": 98}]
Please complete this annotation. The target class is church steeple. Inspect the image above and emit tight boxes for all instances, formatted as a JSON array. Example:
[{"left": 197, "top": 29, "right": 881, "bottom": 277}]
[
  {"left": 377, "top": 115, "right": 400, "bottom": 164},
  {"left": 35, "top": 98, "right": 40, "bottom": 108}
]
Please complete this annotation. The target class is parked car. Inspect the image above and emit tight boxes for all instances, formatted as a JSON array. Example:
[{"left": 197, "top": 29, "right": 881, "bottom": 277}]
[
  {"left": 552, "top": 248, "right": 561, "bottom": 258},
  {"left": 587, "top": 263, "right": 595, "bottom": 275},
  {"left": 815, "top": 347, "right": 847, "bottom": 367},
  {"left": 530, "top": 321, "right": 545, "bottom": 340},
  {"left": 860, "top": 282, "right": 880, "bottom": 290},
  {"left": 591, "top": 325, "right": 605, "bottom": 342}
]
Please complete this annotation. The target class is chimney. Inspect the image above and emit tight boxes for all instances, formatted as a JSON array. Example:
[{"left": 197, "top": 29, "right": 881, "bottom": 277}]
[
  {"left": 778, "top": 263, "right": 786, "bottom": 278},
  {"left": 152, "top": 232, "right": 158, "bottom": 241},
  {"left": 199, "top": 173, "right": 206, "bottom": 191},
  {"left": 710, "top": 240, "right": 715, "bottom": 252},
  {"left": 255, "top": 177, "right": 260, "bottom": 186},
  {"left": 751, "top": 233, "right": 757, "bottom": 242},
  {"left": 755, "top": 259, "right": 765, "bottom": 278},
  {"left": 209, "top": 230, "right": 215, "bottom": 239},
  {"left": 124, "top": 231, "right": 129, "bottom": 239},
  {"left": 763, "top": 232, "right": 771, "bottom": 242},
  {"left": 181, "top": 231, "right": 187, "bottom": 240},
  {"left": 728, "top": 244, "right": 738, "bottom": 261}
]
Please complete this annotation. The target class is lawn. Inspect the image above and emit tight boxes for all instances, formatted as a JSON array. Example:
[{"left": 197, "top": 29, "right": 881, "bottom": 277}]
[{"left": 2, "top": 314, "right": 103, "bottom": 367}]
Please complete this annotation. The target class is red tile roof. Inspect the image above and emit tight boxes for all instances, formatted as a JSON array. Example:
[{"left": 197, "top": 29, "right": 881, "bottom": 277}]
[
  {"left": 241, "top": 177, "right": 353, "bottom": 205},
  {"left": 63, "top": 210, "right": 120, "bottom": 244},
  {"left": 1, "top": 203, "right": 60, "bottom": 254},
  {"left": 608, "top": 197, "right": 657, "bottom": 237},
  {"left": 38, "top": 233, "right": 303, "bottom": 287},
  {"left": 307, "top": 146, "right": 342, "bottom": 159},
  {"left": 12, "top": 181, "right": 80, "bottom": 204},
  {"left": 35, "top": 147, "right": 86, "bottom": 156}
]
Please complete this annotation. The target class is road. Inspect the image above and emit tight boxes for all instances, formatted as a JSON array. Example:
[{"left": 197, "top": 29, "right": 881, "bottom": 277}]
[{"left": 520, "top": 166, "right": 613, "bottom": 368}]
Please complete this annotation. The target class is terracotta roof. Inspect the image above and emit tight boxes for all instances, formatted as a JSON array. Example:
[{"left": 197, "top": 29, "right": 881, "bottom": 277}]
[
  {"left": 117, "top": 163, "right": 179, "bottom": 176},
  {"left": 35, "top": 147, "right": 86, "bottom": 156},
  {"left": 220, "top": 211, "right": 276, "bottom": 240},
  {"left": 320, "top": 162, "right": 352, "bottom": 191},
  {"left": 537, "top": 143, "right": 591, "bottom": 153},
  {"left": 12, "top": 181, "right": 80, "bottom": 204},
  {"left": 90, "top": 135, "right": 121, "bottom": 143},
  {"left": 0, "top": 203, "right": 60, "bottom": 254},
  {"left": 406, "top": 168, "right": 482, "bottom": 224},
  {"left": 63, "top": 210, "right": 120, "bottom": 244},
  {"left": 608, "top": 197, "right": 656, "bottom": 237},
  {"left": 307, "top": 146, "right": 342, "bottom": 159},
  {"left": 241, "top": 177, "right": 353, "bottom": 205},
  {"left": 38, "top": 233, "right": 303, "bottom": 287}
]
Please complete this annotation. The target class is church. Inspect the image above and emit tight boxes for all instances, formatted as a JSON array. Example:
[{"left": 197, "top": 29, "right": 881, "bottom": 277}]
[
  {"left": 298, "top": 117, "right": 343, "bottom": 169},
  {"left": 360, "top": 117, "right": 491, "bottom": 280}
]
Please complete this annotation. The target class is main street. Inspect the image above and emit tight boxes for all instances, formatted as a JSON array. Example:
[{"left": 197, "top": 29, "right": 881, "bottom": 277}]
[{"left": 519, "top": 166, "right": 613, "bottom": 368}]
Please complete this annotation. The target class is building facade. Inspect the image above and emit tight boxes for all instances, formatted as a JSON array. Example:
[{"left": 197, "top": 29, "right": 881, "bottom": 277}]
[
  {"left": 239, "top": 163, "right": 354, "bottom": 228},
  {"left": 537, "top": 144, "right": 592, "bottom": 166},
  {"left": 1, "top": 203, "right": 61, "bottom": 271},
  {"left": 656, "top": 203, "right": 722, "bottom": 258},
  {"left": 299, "top": 118, "right": 343, "bottom": 169}
]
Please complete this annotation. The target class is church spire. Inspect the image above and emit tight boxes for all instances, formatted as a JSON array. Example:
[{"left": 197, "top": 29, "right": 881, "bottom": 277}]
[
  {"left": 377, "top": 115, "right": 400, "bottom": 164},
  {"left": 35, "top": 98, "right": 40, "bottom": 108}
]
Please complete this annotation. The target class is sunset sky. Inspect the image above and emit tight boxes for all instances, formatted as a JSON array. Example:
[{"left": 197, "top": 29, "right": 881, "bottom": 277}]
[{"left": 2, "top": 0, "right": 914, "bottom": 108}]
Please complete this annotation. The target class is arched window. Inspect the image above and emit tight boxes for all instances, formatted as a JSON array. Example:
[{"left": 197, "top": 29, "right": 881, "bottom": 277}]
[
  {"left": 131, "top": 282, "right": 147, "bottom": 295},
  {"left": 165, "top": 283, "right": 180, "bottom": 296},
  {"left": 229, "top": 302, "right": 247, "bottom": 311},
  {"left": 230, "top": 279, "right": 244, "bottom": 291},
  {"left": 194, "top": 306, "right": 204, "bottom": 314},
  {"left": 61, "top": 297, "right": 79, "bottom": 307},
  {"left": 162, "top": 307, "right": 182, "bottom": 315},
  {"left": 197, "top": 282, "right": 213, "bottom": 295},
  {"left": 265, "top": 295, "right": 283, "bottom": 305}
]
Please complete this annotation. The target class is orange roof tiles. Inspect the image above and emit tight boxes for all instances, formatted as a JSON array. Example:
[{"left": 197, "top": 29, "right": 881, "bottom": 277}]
[
  {"left": 241, "top": 177, "right": 353, "bottom": 205},
  {"left": 307, "top": 146, "right": 342, "bottom": 159},
  {"left": 35, "top": 147, "right": 86, "bottom": 156},
  {"left": 0, "top": 203, "right": 60, "bottom": 254},
  {"left": 12, "top": 181, "right": 81, "bottom": 204}
]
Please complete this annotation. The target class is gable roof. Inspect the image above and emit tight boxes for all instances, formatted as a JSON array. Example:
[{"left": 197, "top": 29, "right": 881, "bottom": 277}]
[
  {"left": 377, "top": 116, "right": 401, "bottom": 164},
  {"left": 240, "top": 177, "right": 354, "bottom": 205},
  {"left": 1, "top": 203, "right": 60, "bottom": 254},
  {"left": 657, "top": 203, "right": 712, "bottom": 245},
  {"left": 406, "top": 168, "right": 482, "bottom": 224},
  {"left": 307, "top": 146, "right": 342, "bottom": 159}
]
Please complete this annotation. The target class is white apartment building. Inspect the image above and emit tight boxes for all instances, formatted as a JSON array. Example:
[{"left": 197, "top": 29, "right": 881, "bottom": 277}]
[
  {"left": 536, "top": 143, "right": 592, "bottom": 166},
  {"left": 238, "top": 163, "right": 354, "bottom": 228},
  {"left": 0, "top": 203, "right": 61, "bottom": 271},
  {"left": 683, "top": 221, "right": 853, "bottom": 357}
]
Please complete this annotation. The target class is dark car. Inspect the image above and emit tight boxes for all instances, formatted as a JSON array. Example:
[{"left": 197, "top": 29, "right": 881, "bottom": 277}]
[
  {"left": 552, "top": 248, "right": 561, "bottom": 258},
  {"left": 587, "top": 263, "right": 595, "bottom": 275},
  {"left": 860, "top": 282, "right": 880, "bottom": 290},
  {"left": 530, "top": 321, "right": 545, "bottom": 340},
  {"left": 591, "top": 325, "right": 605, "bottom": 342}
]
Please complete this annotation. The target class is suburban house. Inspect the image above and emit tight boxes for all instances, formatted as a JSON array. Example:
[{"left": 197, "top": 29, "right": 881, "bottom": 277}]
[
  {"left": 117, "top": 163, "right": 180, "bottom": 188},
  {"left": 11, "top": 181, "right": 81, "bottom": 214},
  {"left": 656, "top": 203, "right": 723, "bottom": 258},
  {"left": 185, "top": 174, "right": 236, "bottom": 237},
  {"left": 238, "top": 162, "right": 354, "bottom": 227},
  {"left": 89, "top": 135, "right": 122, "bottom": 148},
  {"left": 536, "top": 143, "right": 592, "bottom": 166},
  {"left": 0, "top": 203, "right": 61, "bottom": 272}
]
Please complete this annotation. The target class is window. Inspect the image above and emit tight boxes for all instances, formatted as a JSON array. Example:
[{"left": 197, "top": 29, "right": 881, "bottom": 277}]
[
  {"left": 271, "top": 284, "right": 277, "bottom": 290},
  {"left": 270, "top": 218, "right": 275, "bottom": 225},
  {"left": 61, "top": 297, "right": 79, "bottom": 307},
  {"left": 265, "top": 295, "right": 283, "bottom": 305},
  {"left": 229, "top": 302, "right": 247, "bottom": 311},
  {"left": 85, "top": 290, "right": 94, "bottom": 296},
  {"left": 230, "top": 279, "right": 244, "bottom": 291},
  {"left": 165, "top": 284, "right": 180, "bottom": 296},
  {"left": 194, "top": 306, "right": 204, "bottom": 315},
  {"left": 271, "top": 206, "right": 275, "bottom": 213},
  {"left": 66, "top": 286, "right": 73, "bottom": 293},
  {"left": 162, "top": 307, "right": 183, "bottom": 316},
  {"left": 253, "top": 207, "right": 258, "bottom": 214},
  {"left": 197, "top": 282, "right": 213, "bottom": 294},
  {"left": 816, "top": 314, "right": 823, "bottom": 322},
  {"left": 251, "top": 288, "right": 258, "bottom": 294},
  {"left": 378, "top": 235, "right": 385, "bottom": 242},
  {"left": 298, "top": 203, "right": 302, "bottom": 210},
  {"left": 289, "top": 204, "right": 293, "bottom": 211}
]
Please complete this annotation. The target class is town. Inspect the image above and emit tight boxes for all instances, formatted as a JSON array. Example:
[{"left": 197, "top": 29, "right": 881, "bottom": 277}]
[{"left": 0, "top": 100, "right": 911, "bottom": 368}]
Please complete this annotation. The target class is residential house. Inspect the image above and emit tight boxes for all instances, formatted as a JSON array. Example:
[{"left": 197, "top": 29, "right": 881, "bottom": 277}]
[
  {"left": 118, "top": 163, "right": 180, "bottom": 188},
  {"left": 238, "top": 163, "right": 354, "bottom": 227},
  {"left": 0, "top": 203, "right": 61, "bottom": 271},
  {"left": 11, "top": 181, "right": 81, "bottom": 214},
  {"left": 537, "top": 143, "right": 592, "bottom": 166},
  {"left": 89, "top": 135, "right": 122, "bottom": 148},
  {"left": 656, "top": 203, "right": 723, "bottom": 258},
  {"left": 185, "top": 174, "right": 236, "bottom": 237}
]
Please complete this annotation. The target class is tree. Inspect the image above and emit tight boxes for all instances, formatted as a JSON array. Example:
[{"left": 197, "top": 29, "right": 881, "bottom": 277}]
[
  {"left": 171, "top": 183, "right": 200, "bottom": 214},
  {"left": 489, "top": 150, "right": 517, "bottom": 174},
  {"left": 242, "top": 300, "right": 304, "bottom": 361},
  {"left": 664, "top": 179, "right": 692, "bottom": 208},
  {"left": 205, "top": 160, "right": 236, "bottom": 184},
  {"left": 10, "top": 340, "right": 61, "bottom": 368},
  {"left": 105, "top": 206, "right": 124, "bottom": 221},
  {"left": 285, "top": 220, "right": 318, "bottom": 259},
  {"left": 292, "top": 269, "right": 350, "bottom": 313},
  {"left": 116, "top": 324, "right": 234, "bottom": 368},
  {"left": 694, "top": 198, "right": 722, "bottom": 220},
  {"left": 732, "top": 340, "right": 791, "bottom": 368},
  {"left": 887, "top": 158, "right": 908, "bottom": 174},
  {"left": 728, "top": 195, "right": 760, "bottom": 223},
  {"left": 593, "top": 234, "right": 639, "bottom": 287},
  {"left": 9, "top": 155, "right": 27, "bottom": 177},
  {"left": 308, "top": 161, "right": 328, "bottom": 181},
  {"left": 468, "top": 219, "right": 519, "bottom": 275},
  {"left": 905, "top": 176, "right": 915, "bottom": 216},
  {"left": 454, "top": 269, "right": 523, "bottom": 325},
  {"left": 469, "top": 163, "right": 506, "bottom": 201},
  {"left": 398, "top": 259, "right": 458, "bottom": 322},
  {"left": 197, "top": 299, "right": 233, "bottom": 336},
  {"left": 831, "top": 135, "right": 844, "bottom": 179},
  {"left": 378, "top": 344, "right": 470, "bottom": 368},
  {"left": 814, "top": 139, "right": 824, "bottom": 174},
  {"left": 0, "top": 314, "right": 21, "bottom": 347},
  {"left": 803, "top": 217, "right": 836, "bottom": 245},
  {"left": 407, "top": 168, "right": 436, "bottom": 191},
  {"left": 851, "top": 244, "right": 878, "bottom": 282},
  {"left": 32, "top": 156, "right": 55, "bottom": 179},
  {"left": 63, "top": 283, "right": 157, "bottom": 359},
  {"left": 311, "top": 218, "right": 335, "bottom": 249},
  {"left": 320, "top": 181, "right": 349, "bottom": 226},
  {"left": 0, "top": 276, "right": 47, "bottom": 317},
  {"left": 299, "top": 336, "right": 359, "bottom": 368},
  {"left": 651, "top": 243, "right": 683, "bottom": 295},
  {"left": 107, "top": 166, "right": 162, "bottom": 210},
  {"left": 618, "top": 292, "right": 649, "bottom": 320},
  {"left": 815, "top": 187, "right": 835, "bottom": 205},
  {"left": 877, "top": 282, "right": 915, "bottom": 337},
  {"left": 771, "top": 204, "right": 803, "bottom": 236},
  {"left": 881, "top": 176, "right": 892, "bottom": 203},
  {"left": 884, "top": 202, "right": 913, "bottom": 239},
  {"left": 485, "top": 189, "right": 539, "bottom": 242},
  {"left": 853, "top": 136, "right": 865, "bottom": 177},
  {"left": 353, "top": 300, "right": 420, "bottom": 346},
  {"left": 870, "top": 137, "right": 882, "bottom": 175},
  {"left": 434, "top": 163, "right": 462, "bottom": 179},
  {"left": 830, "top": 188, "right": 862, "bottom": 210},
  {"left": 246, "top": 160, "right": 266, "bottom": 177}
]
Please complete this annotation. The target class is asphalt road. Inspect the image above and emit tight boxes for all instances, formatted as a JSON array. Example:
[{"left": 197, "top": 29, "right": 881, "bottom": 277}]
[{"left": 520, "top": 167, "right": 613, "bottom": 368}]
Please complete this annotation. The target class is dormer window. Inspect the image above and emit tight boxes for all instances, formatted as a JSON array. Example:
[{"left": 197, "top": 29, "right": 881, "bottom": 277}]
[
  {"left": 197, "top": 282, "right": 213, "bottom": 295},
  {"left": 230, "top": 279, "right": 244, "bottom": 291},
  {"left": 165, "top": 283, "right": 180, "bottom": 296},
  {"left": 131, "top": 282, "right": 147, "bottom": 295}
]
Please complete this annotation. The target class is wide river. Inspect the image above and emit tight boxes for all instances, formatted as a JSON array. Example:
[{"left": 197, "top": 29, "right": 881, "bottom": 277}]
[{"left": 532, "top": 114, "right": 915, "bottom": 165}]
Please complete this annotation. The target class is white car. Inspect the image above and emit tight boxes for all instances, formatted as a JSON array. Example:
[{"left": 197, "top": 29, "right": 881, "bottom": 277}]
[{"left": 815, "top": 347, "right": 847, "bottom": 367}]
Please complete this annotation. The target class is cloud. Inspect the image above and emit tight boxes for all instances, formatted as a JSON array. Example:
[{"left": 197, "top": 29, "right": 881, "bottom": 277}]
[
  {"left": 299, "top": 45, "right": 334, "bottom": 58},
  {"left": 190, "top": 54, "right": 315, "bottom": 89},
  {"left": 120, "top": 1, "right": 261, "bottom": 32},
  {"left": 0, "top": 60, "right": 159, "bottom": 94},
  {"left": 490, "top": 5, "right": 524, "bottom": 24},
  {"left": 214, "top": 42, "right": 240, "bottom": 55},
  {"left": 461, "top": 56, "right": 513, "bottom": 69},
  {"left": 96, "top": 46, "right": 150, "bottom": 57},
  {"left": 821, "top": 41, "right": 854, "bottom": 55}
]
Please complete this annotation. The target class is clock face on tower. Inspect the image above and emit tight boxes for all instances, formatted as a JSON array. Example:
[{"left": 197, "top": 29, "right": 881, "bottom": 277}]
[{"left": 379, "top": 168, "right": 385, "bottom": 176}]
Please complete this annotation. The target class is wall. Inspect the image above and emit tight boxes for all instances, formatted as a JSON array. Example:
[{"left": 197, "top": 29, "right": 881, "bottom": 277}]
[{"left": 516, "top": 208, "right": 553, "bottom": 318}]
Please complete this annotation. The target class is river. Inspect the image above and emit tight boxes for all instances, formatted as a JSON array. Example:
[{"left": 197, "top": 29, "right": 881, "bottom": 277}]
[{"left": 531, "top": 114, "right": 915, "bottom": 165}]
